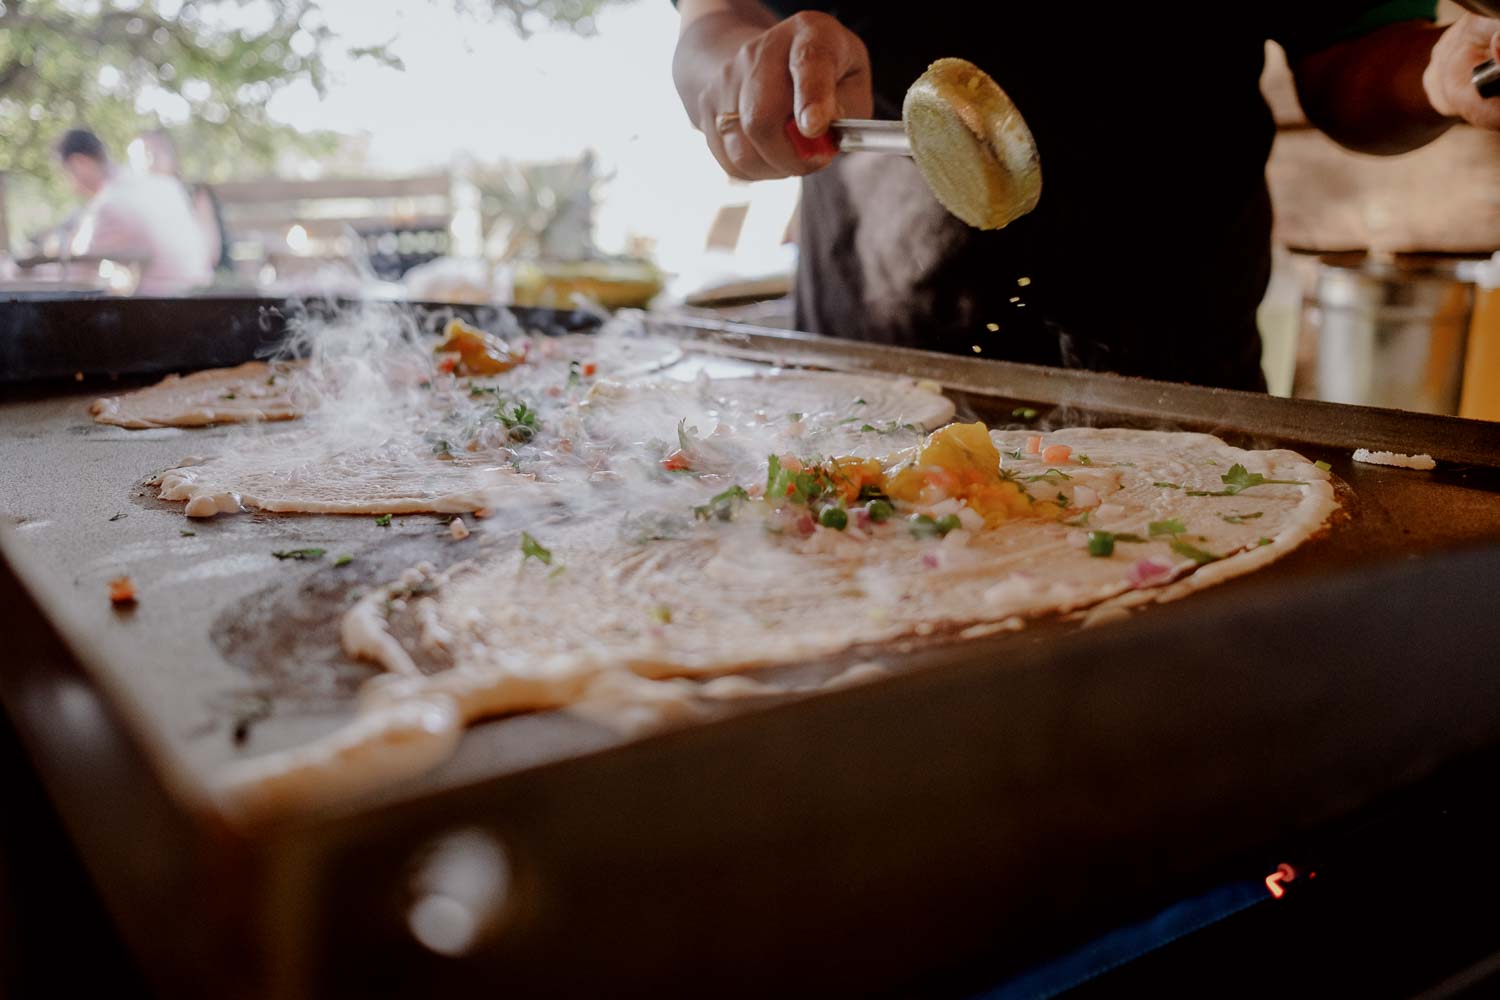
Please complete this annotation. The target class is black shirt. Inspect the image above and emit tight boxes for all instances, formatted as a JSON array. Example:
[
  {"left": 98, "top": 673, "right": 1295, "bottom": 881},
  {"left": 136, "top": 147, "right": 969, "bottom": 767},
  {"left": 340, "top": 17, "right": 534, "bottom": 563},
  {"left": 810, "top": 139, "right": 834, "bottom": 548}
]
[{"left": 753, "top": 2, "right": 1433, "bottom": 390}]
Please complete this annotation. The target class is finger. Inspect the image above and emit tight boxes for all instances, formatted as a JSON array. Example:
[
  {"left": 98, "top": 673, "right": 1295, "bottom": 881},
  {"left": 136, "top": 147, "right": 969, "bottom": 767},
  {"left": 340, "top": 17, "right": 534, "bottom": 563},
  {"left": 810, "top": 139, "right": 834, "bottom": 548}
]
[
  {"left": 739, "top": 30, "right": 821, "bottom": 175},
  {"left": 698, "top": 93, "right": 753, "bottom": 181},
  {"left": 721, "top": 128, "right": 783, "bottom": 179},
  {"left": 788, "top": 16, "right": 868, "bottom": 136}
]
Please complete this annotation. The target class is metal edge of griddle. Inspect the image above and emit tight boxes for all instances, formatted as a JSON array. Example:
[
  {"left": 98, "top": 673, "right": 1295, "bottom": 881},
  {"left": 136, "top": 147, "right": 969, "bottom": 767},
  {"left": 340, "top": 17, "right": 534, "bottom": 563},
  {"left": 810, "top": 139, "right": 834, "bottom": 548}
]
[
  {"left": 651, "top": 314, "right": 1500, "bottom": 468},
  {"left": 0, "top": 528, "right": 264, "bottom": 997},
  {"left": 263, "top": 540, "right": 1500, "bottom": 997},
  {"left": 0, "top": 296, "right": 606, "bottom": 384}
]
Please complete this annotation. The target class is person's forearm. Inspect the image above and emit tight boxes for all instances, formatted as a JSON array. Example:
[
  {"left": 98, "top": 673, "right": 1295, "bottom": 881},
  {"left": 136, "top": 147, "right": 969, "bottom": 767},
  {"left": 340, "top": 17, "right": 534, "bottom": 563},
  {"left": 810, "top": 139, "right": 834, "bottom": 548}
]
[{"left": 1292, "top": 21, "right": 1453, "bottom": 155}]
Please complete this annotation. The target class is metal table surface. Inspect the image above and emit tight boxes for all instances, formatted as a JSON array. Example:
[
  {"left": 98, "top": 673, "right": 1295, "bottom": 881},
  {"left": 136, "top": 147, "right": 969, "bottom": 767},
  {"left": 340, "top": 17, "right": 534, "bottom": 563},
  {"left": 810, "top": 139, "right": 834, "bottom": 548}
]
[{"left": 3, "top": 300, "right": 1500, "bottom": 996}]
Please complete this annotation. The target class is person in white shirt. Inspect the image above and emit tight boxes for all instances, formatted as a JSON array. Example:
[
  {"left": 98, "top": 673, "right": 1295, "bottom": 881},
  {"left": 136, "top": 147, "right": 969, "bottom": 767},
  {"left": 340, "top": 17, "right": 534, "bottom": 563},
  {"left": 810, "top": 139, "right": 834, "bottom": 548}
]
[{"left": 56, "top": 129, "right": 212, "bottom": 296}]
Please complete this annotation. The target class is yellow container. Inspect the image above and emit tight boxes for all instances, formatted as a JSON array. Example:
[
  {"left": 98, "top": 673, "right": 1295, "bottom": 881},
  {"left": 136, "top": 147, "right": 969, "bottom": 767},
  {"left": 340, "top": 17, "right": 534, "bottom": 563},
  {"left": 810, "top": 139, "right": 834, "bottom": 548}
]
[{"left": 1459, "top": 254, "right": 1500, "bottom": 422}]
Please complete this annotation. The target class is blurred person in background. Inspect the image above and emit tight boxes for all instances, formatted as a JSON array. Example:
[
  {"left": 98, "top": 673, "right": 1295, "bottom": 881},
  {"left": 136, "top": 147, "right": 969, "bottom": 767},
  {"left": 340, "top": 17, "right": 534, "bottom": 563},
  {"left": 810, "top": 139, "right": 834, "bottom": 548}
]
[
  {"left": 56, "top": 128, "right": 212, "bottom": 295},
  {"left": 130, "top": 129, "right": 233, "bottom": 276}
]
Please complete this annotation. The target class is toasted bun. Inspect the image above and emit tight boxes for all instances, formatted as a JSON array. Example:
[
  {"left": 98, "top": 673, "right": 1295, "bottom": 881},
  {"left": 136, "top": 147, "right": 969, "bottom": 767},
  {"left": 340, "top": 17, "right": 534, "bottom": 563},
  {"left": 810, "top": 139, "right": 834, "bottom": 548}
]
[{"left": 902, "top": 58, "right": 1041, "bottom": 230}]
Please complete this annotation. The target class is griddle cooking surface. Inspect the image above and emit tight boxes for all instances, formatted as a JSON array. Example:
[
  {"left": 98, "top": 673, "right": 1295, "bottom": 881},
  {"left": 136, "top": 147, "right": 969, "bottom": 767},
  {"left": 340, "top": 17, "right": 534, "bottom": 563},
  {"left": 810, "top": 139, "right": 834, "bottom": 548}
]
[{"left": 4, "top": 320, "right": 1500, "bottom": 814}]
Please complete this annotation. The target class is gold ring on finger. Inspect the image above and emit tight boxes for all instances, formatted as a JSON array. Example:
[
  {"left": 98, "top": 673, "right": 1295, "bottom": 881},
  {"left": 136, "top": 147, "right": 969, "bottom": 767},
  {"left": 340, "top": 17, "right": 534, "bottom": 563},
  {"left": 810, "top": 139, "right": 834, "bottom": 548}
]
[{"left": 714, "top": 111, "right": 741, "bottom": 135}]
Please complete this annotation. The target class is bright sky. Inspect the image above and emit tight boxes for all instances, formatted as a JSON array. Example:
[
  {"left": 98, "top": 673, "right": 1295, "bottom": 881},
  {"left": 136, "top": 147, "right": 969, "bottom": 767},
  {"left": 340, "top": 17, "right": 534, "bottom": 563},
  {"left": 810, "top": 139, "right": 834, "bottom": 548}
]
[{"left": 263, "top": 0, "right": 799, "bottom": 285}]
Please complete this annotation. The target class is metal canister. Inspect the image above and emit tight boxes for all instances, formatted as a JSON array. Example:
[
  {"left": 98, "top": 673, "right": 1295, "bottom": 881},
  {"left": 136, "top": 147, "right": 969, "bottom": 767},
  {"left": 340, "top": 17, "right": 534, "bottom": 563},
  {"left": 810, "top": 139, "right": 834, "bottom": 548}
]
[{"left": 1294, "top": 253, "right": 1474, "bottom": 415}]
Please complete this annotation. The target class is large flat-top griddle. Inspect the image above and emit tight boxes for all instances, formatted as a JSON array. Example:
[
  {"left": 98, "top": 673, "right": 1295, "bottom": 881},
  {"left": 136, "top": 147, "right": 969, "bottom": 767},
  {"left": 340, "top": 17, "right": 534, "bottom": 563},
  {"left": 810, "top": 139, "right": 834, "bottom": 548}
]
[{"left": 3, "top": 297, "right": 1500, "bottom": 997}]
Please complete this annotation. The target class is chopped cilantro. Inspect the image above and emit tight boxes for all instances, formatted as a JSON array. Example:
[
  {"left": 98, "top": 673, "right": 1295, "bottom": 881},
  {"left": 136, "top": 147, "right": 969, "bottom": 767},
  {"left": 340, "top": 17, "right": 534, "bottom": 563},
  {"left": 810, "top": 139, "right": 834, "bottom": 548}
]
[
  {"left": 650, "top": 606, "right": 672, "bottom": 624},
  {"left": 266, "top": 375, "right": 277, "bottom": 386},
  {"left": 1153, "top": 482, "right": 1182, "bottom": 490},
  {"left": 568, "top": 360, "right": 582, "bottom": 386},
  {"left": 547, "top": 565, "right": 566, "bottom": 580},
  {"left": 333, "top": 554, "right": 353, "bottom": 567},
  {"left": 272, "top": 548, "right": 325, "bottom": 561},
  {"left": 1022, "top": 468, "right": 1072, "bottom": 483},
  {"left": 179, "top": 529, "right": 196, "bottom": 537},
  {"left": 497, "top": 402, "right": 540, "bottom": 442},
  {"left": 819, "top": 506, "right": 849, "bottom": 531},
  {"left": 1086, "top": 531, "right": 1116, "bottom": 557},
  {"left": 857, "top": 482, "right": 889, "bottom": 502},
  {"left": 431, "top": 439, "right": 452, "bottom": 457},
  {"left": 108, "top": 512, "right": 127, "bottom": 522},
  {"left": 788, "top": 412, "right": 803, "bottom": 423},
  {"left": 1315, "top": 460, "right": 1332, "bottom": 472},
  {"left": 853, "top": 398, "right": 867, "bottom": 405},
  {"left": 374, "top": 514, "right": 393, "bottom": 527},
  {"left": 1087, "top": 530, "right": 1147, "bottom": 556},
  {"left": 1006, "top": 448, "right": 1025, "bottom": 461},
  {"left": 1077, "top": 454, "right": 1093, "bottom": 466},
  {"left": 1149, "top": 518, "right": 1186, "bottom": 537},
  {"left": 860, "top": 424, "right": 877, "bottom": 433},
  {"left": 220, "top": 391, "right": 237, "bottom": 400},
  {"left": 694, "top": 485, "right": 750, "bottom": 522},
  {"left": 1219, "top": 511, "right": 1264, "bottom": 524},
  {"left": 520, "top": 531, "right": 553, "bottom": 565},
  {"left": 1011, "top": 407, "right": 1039, "bottom": 421},
  {"left": 765, "top": 454, "right": 822, "bottom": 505},
  {"left": 866, "top": 499, "right": 895, "bottom": 523},
  {"left": 1258, "top": 537, "right": 1274, "bottom": 547},
  {"left": 1169, "top": 539, "right": 1221, "bottom": 564},
  {"left": 1187, "top": 464, "right": 1305, "bottom": 496}
]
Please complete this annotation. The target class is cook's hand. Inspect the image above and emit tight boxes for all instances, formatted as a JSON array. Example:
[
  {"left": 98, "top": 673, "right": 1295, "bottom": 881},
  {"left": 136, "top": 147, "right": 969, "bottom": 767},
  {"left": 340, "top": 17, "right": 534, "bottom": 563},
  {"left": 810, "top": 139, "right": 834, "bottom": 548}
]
[
  {"left": 1423, "top": 14, "right": 1500, "bottom": 130},
  {"left": 674, "top": 10, "right": 872, "bottom": 180}
]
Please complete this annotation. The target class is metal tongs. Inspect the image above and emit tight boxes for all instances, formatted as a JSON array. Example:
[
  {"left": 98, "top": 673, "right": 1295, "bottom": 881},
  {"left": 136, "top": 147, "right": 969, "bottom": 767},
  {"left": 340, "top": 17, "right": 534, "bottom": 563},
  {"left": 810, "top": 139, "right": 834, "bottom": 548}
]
[{"left": 1456, "top": 0, "right": 1500, "bottom": 97}]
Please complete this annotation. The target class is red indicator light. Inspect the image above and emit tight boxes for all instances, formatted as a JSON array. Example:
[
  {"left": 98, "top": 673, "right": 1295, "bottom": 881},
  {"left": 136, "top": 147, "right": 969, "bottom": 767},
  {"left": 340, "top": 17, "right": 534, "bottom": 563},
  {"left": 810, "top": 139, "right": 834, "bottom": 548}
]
[{"left": 1265, "top": 863, "right": 1297, "bottom": 899}]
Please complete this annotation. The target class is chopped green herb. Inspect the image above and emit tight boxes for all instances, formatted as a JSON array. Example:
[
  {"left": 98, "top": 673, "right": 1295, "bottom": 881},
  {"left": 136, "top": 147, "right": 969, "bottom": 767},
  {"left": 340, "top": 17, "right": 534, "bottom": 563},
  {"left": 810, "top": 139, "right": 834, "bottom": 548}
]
[
  {"left": 1258, "top": 537, "right": 1274, "bottom": 547},
  {"left": 857, "top": 482, "right": 889, "bottom": 503},
  {"left": 431, "top": 439, "right": 452, "bottom": 458},
  {"left": 694, "top": 485, "right": 750, "bottom": 522},
  {"left": 1169, "top": 539, "right": 1221, "bottom": 564},
  {"left": 1022, "top": 468, "right": 1072, "bottom": 483},
  {"left": 374, "top": 514, "right": 393, "bottom": 527},
  {"left": 1086, "top": 531, "right": 1116, "bottom": 557},
  {"left": 860, "top": 424, "right": 877, "bottom": 433},
  {"left": 496, "top": 401, "right": 540, "bottom": 442},
  {"left": 650, "top": 606, "right": 672, "bottom": 624},
  {"left": 1187, "top": 463, "right": 1306, "bottom": 497},
  {"left": 108, "top": 512, "right": 127, "bottom": 522},
  {"left": 1314, "top": 460, "right": 1332, "bottom": 472},
  {"left": 266, "top": 375, "right": 277, "bottom": 387},
  {"left": 272, "top": 548, "right": 326, "bottom": 561},
  {"left": 1113, "top": 533, "right": 1148, "bottom": 543},
  {"left": 220, "top": 391, "right": 237, "bottom": 400},
  {"left": 520, "top": 531, "right": 553, "bottom": 565},
  {"left": 1219, "top": 511, "right": 1264, "bottom": 525},
  {"left": 788, "top": 412, "right": 803, "bottom": 423},
  {"left": 1153, "top": 482, "right": 1182, "bottom": 490},
  {"left": 860, "top": 421, "right": 918, "bottom": 435},
  {"left": 1077, "top": 454, "right": 1093, "bottom": 466},
  {"left": 1011, "top": 407, "right": 1039, "bottom": 421},
  {"left": 1006, "top": 448, "right": 1025, "bottom": 461},
  {"left": 547, "top": 565, "right": 566, "bottom": 580},
  {"left": 568, "top": 360, "right": 582, "bottom": 386},
  {"left": 333, "top": 554, "right": 353, "bottom": 567},
  {"left": 180, "top": 529, "right": 196, "bottom": 537},
  {"left": 866, "top": 499, "right": 895, "bottom": 523},
  {"left": 765, "top": 454, "right": 822, "bottom": 505},
  {"left": 853, "top": 398, "right": 867, "bottom": 406},
  {"left": 1149, "top": 518, "right": 1187, "bottom": 537},
  {"left": 819, "top": 506, "right": 849, "bottom": 531}
]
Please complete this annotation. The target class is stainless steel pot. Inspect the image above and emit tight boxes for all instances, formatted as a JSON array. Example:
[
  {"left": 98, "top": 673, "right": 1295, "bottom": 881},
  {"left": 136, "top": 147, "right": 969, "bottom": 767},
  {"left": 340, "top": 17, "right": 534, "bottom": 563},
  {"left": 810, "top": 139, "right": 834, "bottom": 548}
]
[{"left": 1294, "top": 254, "right": 1475, "bottom": 415}]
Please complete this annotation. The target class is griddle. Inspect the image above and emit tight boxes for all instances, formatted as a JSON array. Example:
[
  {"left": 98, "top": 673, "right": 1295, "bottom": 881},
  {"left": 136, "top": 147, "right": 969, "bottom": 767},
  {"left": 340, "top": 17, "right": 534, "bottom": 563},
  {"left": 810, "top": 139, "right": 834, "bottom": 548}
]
[{"left": 3, "top": 297, "right": 1500, "bottom": 997}]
